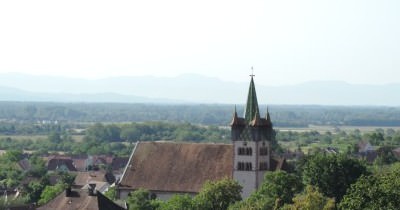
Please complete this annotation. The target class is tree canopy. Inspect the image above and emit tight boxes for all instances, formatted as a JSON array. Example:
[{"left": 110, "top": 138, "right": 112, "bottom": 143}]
[
  {"left": 340, "top": 163, "right": 400, "bottom": 210},
  {"left": 301, "top": 154, "right": 367, "bottom": 201}
]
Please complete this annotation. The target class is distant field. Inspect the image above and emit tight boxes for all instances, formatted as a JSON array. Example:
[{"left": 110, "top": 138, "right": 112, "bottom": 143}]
[
  {"left": 276, "top": 125, "right": 400, "bottom": 133},
  {"left": 0, "top": 135, "right": 85, "bottom": 142},
  {"left": 279, "top": 141, "right": 353, "bottom": 154},
  {"left": 0, "top": 135, "right": 47, "bottom": 141}
]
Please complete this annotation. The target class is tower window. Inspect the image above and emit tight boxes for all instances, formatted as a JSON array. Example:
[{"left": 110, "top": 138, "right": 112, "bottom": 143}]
[
  {"left": 245, "top": 162, "right": 252, "bottom": 171},
  {"left": 237, "top": 162, "right": 253, "bottom": 171},
  {"left": 259, "top": 162, "right": 268, "bottom": 170},
  {"left": 238, "top": 147, "right": 252, "bottom": 156},
  {"left": 260, "top": 147, "right": 268, "bottom": 156},
  {"left": 237, "top": 162, "right": 244, "bottom": 170}
]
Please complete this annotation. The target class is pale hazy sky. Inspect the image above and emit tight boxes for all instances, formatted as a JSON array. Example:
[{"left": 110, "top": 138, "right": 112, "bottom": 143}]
[{"left": 0, "top": 0, "right": 399, "bottom": 86}]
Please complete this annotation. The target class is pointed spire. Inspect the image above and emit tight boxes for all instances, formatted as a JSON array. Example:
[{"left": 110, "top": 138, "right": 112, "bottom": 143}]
[
  {"left": 266, "top": 106, "right": 271, "bottom": 122},
  {"left": 230, "top": 105, "right": 240, "bottom": 126},
  {"left": 244, "top": 74, "right": 260, "bottom": 123}
]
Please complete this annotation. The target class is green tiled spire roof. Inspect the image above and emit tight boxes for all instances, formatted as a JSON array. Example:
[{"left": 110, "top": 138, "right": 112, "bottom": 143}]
[{"left": 244, "top": 76, "right": 260, "bottom": 123}]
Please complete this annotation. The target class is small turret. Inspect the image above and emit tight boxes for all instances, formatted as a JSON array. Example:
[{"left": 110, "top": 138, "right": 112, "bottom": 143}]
[{"left": 250, "top": 109, "right": 263, "bottom": 126}]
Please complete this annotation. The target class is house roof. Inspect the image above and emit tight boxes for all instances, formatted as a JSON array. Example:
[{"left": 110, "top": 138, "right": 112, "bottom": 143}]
[
  {"left": 270, "top": 157, "right": 289, "bottom": 171},
  {"left": 73, "top": 157, "right": 88, "bottom": 171},
  {"left": 357, "top": 141, "right": 372, "bottom": 151},
  {"left": 119, "top": 141, "right": 233, "bottom": 193},
  {"left": 17, "top": 159, "right": 31, "bottom": 171},
  {"left": 47, "top": 158, "right": 77, "bottom": 171},
  {"left": 74, "top": 171, "right": 107, "bottom": 187},
  {"left": 111, "top": 157, "right": 129, "bottom": 171},
  {"left": 37, "top": 189, "right": 125, "bottom": 210},
  {"left": 393, "top": 147, "right": 400, "bottom": 159}
]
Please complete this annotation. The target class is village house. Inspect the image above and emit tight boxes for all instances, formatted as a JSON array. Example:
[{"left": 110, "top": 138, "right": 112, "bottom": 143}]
[
  {"left": 117, "top": 76, "right": 287, "bottom": 199},
  {"left": 37, "top": 186, "right": 126, "bottom": 210}
]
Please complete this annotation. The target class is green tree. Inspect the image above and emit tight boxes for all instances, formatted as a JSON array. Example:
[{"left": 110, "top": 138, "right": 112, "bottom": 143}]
[
  {"left": 256, "top": 171, "right": 303, "bottom": 204},
  {"left": 59, "top": 172, "right": 75, "bottom": 187},
  {"left": 282, "top": 185, "right": 335, "bottom": 210},
  {"left": 127, "top": 189, "right": 156, "bottom": 210},
  {"left": 38, "top": 183, "right": 66, "bottom": 205},
  {"left": 374, "top": 146, "right": 397, "bottom": 166},
  {"left": 120, "top": 126, "right": 141, "bottom": 142},
  {"left": 3, "top": 150, "right": 23, "bottom": 162},
  {"left": 25, "top": 181, "right": 46, "bottom": 203},
  {"left": 340, "top": 163, "right": 400, "bottom": 210},
  {"left": 159, "top": 194, "right": 194, "bottom": 210},
  {"left": 48, "top": 131, "right": 62, "bottom": 144},
  {"left": 229, "top": 171, "right": 302, "bottom": 210},
  {"left": 104, "top": 186, "right": 117, "bottom": 201},
  {"left": 193, "top": 178, "right": 242, "bottom": 210},
  {"left": 28, "top": 155, "right": 47, "bottom": 177},
  {"left": 301, "top": 154, "right": 367, "bottom": 201}
]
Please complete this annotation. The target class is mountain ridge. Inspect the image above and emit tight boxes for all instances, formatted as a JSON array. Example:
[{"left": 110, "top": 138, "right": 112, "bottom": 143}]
[{"left": 0, "top": 73, "right": 399, "bottom": 106}]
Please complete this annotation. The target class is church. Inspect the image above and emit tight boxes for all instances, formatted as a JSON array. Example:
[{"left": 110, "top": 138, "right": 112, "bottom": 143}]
[{"left": 116, "top": 76, "right": 287, "bottom": 199}]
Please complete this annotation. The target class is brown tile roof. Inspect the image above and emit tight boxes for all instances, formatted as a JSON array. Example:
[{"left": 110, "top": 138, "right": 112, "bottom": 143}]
[
  {"left": 37, "top": 190, "right": 98, "bottom": 210},
  {"left": 119, "top": 141, "right": 233, "bottom": 193},
  {"left": 17, "top": 159, "right": 31, "bottom": 171},
  {"left": 74, "top": 171, "right": 107, "bottom": 187},
  {"left": 47, "top": 158, "right": 77, "bottom": 171},
  {"left": 37, "top": 189, "right": 125, "bottom": 210},
  {"left": 111, "top": 157, "right": 129, "bottom": 171},
  {"left": 271, "top": 157, "right": 289, "bottom": 171},
  {"left": 393, "top": 147, "right": 400, "bottom": 159},
  {"left": 72, "top": 157, "right": 88, "bottom": 171}
]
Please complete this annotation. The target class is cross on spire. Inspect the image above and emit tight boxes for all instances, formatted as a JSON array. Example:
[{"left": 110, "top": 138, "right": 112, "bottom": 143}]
[{"left": 250, "top": 66, "right": 255, "bottom": 77}]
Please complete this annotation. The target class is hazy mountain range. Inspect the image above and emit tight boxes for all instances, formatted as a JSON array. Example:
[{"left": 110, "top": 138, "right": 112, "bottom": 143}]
[{"left": 0, "top": 73, "right": 399, "bottom": 106}]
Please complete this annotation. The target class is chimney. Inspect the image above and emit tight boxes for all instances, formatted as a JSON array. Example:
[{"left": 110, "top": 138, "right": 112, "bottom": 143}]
[
  {"left": 88, "top": 183, "right": 96, "bottom": 196},
  {"left": 65, "top": 187, "right": 72, "bottom": 197}
]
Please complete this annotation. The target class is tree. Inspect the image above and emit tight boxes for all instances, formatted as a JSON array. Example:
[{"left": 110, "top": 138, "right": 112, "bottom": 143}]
[
  {"left": 3, "top": 150, "right": 23, "bottom": 162},
  {"left": 159, "top": 194, "right": 194, "bottom": 210},
  {"left": 229, "top": 171, "right": 302, "bottom": 210},
  {"left": 25, "top": 181, "right": 46, "bottom": 203},
  {"left": 256, "top": 171, "right": 303, "bottom": 204},
  {"left": 48, "top": 131, "right": 62, "bottom": 144},
  {"left": 228, "top": 196, "right": 276, "bottom": 210},
  {"left": 104, "top": 186, "right": 117, "bottom": 201},
  {"left": 28, "top": 155, "right": 47, "bottom": 177},
  {"left": 120, "top": 126, "right": 141, "bottom": 142},
  {"left": 38, "top": 183, "right": 66, "bottom": 205},
  {"left": 193, "top": 178, "right": 242, "bottom": 210},
  {"left": 301, "top": 154, "right": 367, "bottom": 201},
  {"left": 340, "top": 163, "right": 400, "bottom": 210},
  {"left": 374, "top": 146, "right": 397, "bottom": 166},
  {"left": 282, "top": 185, "right": 335, "bottom": 210},
  {"left": 127, "top": 189, "right": 156, "bottom": 210},
  {"left": 59, "top": 172, "right": 75, "bottom": 187}
]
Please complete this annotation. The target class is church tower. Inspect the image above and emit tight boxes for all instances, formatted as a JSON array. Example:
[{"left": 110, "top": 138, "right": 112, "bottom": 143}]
[{"left": 231, "top": 75, "right": 275, "bottom": 198}]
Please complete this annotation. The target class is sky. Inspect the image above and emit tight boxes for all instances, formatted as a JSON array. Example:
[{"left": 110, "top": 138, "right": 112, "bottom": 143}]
[{"left": 0, "top": 0, "right": 399, "bottom": 86}]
